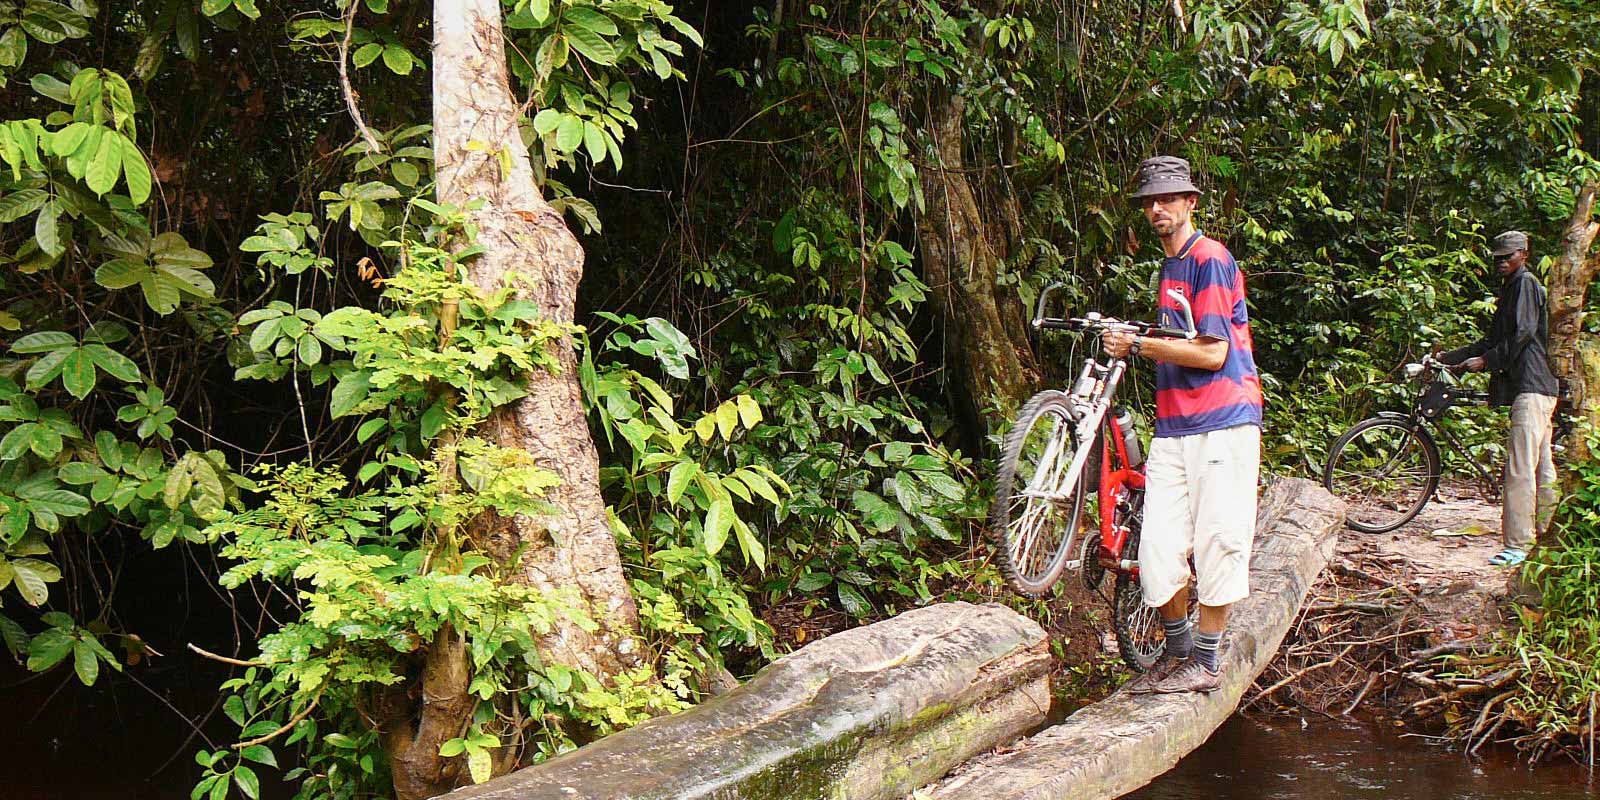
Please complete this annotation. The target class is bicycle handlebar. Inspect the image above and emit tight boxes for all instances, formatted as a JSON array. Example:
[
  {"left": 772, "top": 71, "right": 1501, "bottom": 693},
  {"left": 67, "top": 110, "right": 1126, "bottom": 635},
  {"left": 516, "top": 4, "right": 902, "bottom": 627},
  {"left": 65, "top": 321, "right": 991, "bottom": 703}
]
[{"left": 1031, "top": 283, "right": 1198, "bottom": 341}]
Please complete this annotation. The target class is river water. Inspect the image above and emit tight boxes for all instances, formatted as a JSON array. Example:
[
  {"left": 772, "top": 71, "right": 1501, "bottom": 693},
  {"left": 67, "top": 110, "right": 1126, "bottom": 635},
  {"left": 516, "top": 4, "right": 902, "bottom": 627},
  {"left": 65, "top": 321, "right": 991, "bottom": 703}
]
[{"left": 1128, "top": 716, "right": 1598, "bottom": 799}]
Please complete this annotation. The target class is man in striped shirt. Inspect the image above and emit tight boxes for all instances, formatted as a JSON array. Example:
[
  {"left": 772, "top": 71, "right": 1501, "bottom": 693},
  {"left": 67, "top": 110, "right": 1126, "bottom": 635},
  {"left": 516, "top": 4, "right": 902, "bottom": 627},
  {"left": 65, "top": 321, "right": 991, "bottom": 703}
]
[{"left": 1103, "top": 156, "right": 1264, "bottom": 694}]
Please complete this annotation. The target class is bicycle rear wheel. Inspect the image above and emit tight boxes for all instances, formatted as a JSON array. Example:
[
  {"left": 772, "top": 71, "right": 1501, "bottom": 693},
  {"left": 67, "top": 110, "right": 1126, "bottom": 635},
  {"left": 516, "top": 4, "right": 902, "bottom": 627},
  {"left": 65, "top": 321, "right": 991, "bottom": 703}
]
[
  {"left": 991, "top": 390, "right": 1091, "bottom": 596},
  {"left": 1323, "top": 417, "right": 1440, "bottom": 533}
]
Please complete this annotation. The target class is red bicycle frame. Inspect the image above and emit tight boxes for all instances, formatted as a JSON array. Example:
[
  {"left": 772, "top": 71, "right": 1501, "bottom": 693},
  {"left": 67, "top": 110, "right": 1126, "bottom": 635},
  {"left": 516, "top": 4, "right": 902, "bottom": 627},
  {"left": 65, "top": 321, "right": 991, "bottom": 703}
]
[{"left": 1094, "top": 413, "right": 1144, "bottom": 575}]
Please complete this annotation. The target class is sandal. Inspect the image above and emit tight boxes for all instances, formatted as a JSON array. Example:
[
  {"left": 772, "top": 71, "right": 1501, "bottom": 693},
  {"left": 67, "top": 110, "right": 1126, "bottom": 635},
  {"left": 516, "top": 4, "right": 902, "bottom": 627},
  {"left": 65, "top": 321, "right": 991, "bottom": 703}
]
[{"left": 1488, "top": 548, "right": 1527, "bottom": 567}]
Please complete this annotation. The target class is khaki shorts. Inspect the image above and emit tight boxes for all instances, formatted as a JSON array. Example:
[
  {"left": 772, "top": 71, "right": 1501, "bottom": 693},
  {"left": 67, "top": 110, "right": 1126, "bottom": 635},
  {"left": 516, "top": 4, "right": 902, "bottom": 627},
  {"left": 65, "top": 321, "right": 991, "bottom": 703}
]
[{"left": 1138, "top": 424, "right": 1260, "bottom": 608}]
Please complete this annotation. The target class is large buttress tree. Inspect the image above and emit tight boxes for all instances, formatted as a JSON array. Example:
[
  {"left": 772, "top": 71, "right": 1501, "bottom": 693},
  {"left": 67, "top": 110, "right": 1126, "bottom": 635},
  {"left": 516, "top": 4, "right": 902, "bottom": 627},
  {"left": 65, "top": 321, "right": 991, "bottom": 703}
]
[{"left": 380, "top": 2, "right": 642, "bottom": 796}]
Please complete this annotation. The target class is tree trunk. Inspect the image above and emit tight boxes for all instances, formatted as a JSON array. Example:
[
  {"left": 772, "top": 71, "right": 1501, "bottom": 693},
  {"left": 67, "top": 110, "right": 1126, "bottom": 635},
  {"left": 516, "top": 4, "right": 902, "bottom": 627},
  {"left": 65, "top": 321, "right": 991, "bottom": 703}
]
[
  {"left": 916, "top": 92, "right": 1040, "bottom": 436},
  {"left": 382, "top": 2, "right": 643, "bottom": 796},
  {"left": 1545, "top": 180, "right": 1600, "bottom": 485}
]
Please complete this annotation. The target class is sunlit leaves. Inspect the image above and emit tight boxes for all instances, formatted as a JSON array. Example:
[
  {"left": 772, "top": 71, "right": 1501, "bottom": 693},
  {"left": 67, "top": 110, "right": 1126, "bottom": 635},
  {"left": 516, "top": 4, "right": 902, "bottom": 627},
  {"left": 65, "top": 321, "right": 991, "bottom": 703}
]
[{"left": 95, "top": 230, "right": 215, "bottom": 314}]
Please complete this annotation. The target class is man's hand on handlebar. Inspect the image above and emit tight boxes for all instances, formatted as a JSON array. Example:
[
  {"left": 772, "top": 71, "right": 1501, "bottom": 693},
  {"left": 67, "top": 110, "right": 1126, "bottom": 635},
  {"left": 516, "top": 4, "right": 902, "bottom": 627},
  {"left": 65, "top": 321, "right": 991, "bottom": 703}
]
[{"left": 1103, "top": 330, "right": 1137, "bottom": 359}]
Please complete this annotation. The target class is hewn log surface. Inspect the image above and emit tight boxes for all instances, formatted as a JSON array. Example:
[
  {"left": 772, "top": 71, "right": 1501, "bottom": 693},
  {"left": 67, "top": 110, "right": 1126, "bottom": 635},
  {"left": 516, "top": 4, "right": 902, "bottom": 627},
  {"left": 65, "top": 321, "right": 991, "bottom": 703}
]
[
  {"left": 443, "top": 602, "right": 1051, "bottom": 800},
  {"left": 924, "top": 476, "right": 1343, "bottom": 800}
]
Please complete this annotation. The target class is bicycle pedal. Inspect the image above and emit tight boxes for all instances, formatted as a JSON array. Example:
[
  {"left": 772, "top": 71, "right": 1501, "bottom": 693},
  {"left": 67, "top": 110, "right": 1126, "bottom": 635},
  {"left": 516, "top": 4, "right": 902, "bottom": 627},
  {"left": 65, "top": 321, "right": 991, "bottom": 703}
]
[{"left": 1064, "top": 559, "right": 1083, "bottom": 571}]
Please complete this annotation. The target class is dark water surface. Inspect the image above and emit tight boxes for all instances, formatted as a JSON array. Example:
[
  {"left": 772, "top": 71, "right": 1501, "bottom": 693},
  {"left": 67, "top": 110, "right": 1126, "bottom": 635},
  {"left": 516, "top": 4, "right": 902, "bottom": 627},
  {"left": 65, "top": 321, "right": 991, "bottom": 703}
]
[{"left": 1128, "top": 716, "right": 1598, "bottom": 800}]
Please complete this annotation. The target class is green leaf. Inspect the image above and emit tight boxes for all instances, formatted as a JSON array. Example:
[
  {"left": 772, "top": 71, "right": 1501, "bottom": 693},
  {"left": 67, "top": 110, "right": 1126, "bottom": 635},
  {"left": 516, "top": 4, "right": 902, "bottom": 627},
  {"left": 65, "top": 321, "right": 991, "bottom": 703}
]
[
  {"left": 329, "top": 370, "right": 372, "bottom": 418},
  {"left": 60, "top": 349, "right": 96, "bottom": 398},
  {"left": 438, "top": 738, "right": 466, "bottom": 758},
  {"left": 22, "top": 489, "right": 89, "bottom": 517},
  {"left": 666, "top": 461, "right": 697, "bottom": 505},
  {"left": 735, "top": 394, "right": 762, "bottom": 428},
  {"left": 12, "top": 331, "right": 75, "bottom": 354},
  {"left": 529, "top": 0, "right": 550, "bottom": 23},
  {"left": 391, "top": 160, "right": 419, "bottom": 187},
  {"left": 73, "top": 640, "right": 99, "bottom": 685},
  {"left": 837, "top": 583, "right": 869, "bottom": 616},
  {"left": 120, "top": 134, "right": 152, "bottom": 204},
  {"left": 234, "top": 765, "right": 260, "bottom": 800},
  {"left": 0, "top": 188, "right": 48, "bottom": 223},
  {"left": 353, "top": 42, "right": 382, "bottom": 68},
  {"left": 563, "top": 27, "right": 617, "bottom": 65},
  {"left": 96, "top": 258, "right": 151, "bottom": 290},
  {"left": 714, "top": 401, "right": 738, "bottom": 439},
  {"left": 12, "top": 558, "right": 62, "bottom": 606},
  {"left": 382, "top": 45, "right": 413, "bottom": 75},
  {"left": 663, "top": 15, "right": 703, "bottom": 48},
  {"left": 34, "top": 200, "right": 61, "bottom": 257},
  {"left": 31, "top": 73, "right": 70, "bottom": 103},
  {"left": 26, "top": 627, "right": 73, "bottom": 669},
  {"left": 163, "top": 461, "right": 193, "bottom": 509},
  {"left": 467, "top": 748, "right": 492, "bottom": 784},
  {"left": 582, "top": 121, "right": 606, "bottom": 163},
  {"left": 140, "top": 272, "right": 182, "bottom": 314},
  {"left": 84, "top": 344, "right": 142, "bottom": 383},
  {"left": 240, "top": 746, "right": 277, "bottom": 768},
  {"left": 733, "top": 518, "right": 766, "bottom": 569},
  {"left": 564, "top": 7, "right": 618, "bottom": 36},
  {"left": 703, "top": 496, "right": 733, "bottom": 555},
  {"left": 532, "top": 108, "right": 562, "bottom": 134},
  {"left": 25, "top": 349, "right": 70, "bottom": 390},
  {"left": 85, "top": 130, "right": 122, "bottom": 195},
  {"left": 356, "top": 418, "right": 387, "bottom": 443},
  {"left": 555, "top": 114, "right": 583, "bottom": 152},
  {"left": 28, "top": 424, "right": 63, "bottom": 458},
  {"left": 0, "top": 426, "right": 34, "bottom": 460},
  {"left": 0, "top": 26, "right": 26, "bottom": 68}
]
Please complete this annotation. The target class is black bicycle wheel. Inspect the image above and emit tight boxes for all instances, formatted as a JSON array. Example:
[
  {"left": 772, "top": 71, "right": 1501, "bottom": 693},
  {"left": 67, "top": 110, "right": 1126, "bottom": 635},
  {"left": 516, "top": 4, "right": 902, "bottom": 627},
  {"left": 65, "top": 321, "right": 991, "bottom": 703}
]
[
  {"left": 1323, "top": 416, "right": 1441, "bottom": 533},
  {"left": 1109, "top": 499, "right": 1160, "bottom": 672},
  {"left": 1113, "top": 572, "right": 1165, "bottom": 672},
  {"left": 991, "top": 390, "right": 1091, "bottom": 596}
]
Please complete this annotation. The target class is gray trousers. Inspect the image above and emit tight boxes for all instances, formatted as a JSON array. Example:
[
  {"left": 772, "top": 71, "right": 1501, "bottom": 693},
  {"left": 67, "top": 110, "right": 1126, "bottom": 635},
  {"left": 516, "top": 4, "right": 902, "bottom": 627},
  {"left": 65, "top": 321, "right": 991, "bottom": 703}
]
[{"left": 1503, "top": 392, "right": 1558, "bottom": 550}]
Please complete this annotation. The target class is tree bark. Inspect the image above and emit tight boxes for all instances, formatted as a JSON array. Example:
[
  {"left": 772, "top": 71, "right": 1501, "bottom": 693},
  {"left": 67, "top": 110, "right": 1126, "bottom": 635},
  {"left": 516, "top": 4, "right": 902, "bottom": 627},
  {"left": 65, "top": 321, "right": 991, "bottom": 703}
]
[
  {"left": 1545, "top": 181, "right": 1600, "bottom": 479},
  {"left": 381, "top": 2, "right": 643, "bottom": 796},
  {"left": 916, "top": 92, "right": 1040, "bottom": 435}
]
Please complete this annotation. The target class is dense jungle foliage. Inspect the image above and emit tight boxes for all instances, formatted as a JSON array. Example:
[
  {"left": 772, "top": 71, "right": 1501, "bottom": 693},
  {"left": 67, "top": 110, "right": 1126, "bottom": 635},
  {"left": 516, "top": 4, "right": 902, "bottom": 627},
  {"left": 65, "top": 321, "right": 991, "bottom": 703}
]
[{"left": 2, "top": 0, "right": 1599, "bottom": 797}]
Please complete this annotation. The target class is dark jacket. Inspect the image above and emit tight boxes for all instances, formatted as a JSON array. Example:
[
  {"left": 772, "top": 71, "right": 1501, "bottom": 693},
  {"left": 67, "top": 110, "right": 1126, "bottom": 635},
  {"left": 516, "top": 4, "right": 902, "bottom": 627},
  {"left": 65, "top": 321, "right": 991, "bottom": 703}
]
[{"left": 1443, "top": 266, "right": 1559, "bottom": 406}]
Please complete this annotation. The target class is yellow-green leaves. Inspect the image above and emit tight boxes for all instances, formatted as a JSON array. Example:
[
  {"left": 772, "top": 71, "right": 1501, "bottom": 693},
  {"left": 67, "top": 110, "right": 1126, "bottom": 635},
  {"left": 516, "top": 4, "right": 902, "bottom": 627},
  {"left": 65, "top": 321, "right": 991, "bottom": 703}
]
[{"left": 44, "top": 121, "right": 153, "bottom": 203}]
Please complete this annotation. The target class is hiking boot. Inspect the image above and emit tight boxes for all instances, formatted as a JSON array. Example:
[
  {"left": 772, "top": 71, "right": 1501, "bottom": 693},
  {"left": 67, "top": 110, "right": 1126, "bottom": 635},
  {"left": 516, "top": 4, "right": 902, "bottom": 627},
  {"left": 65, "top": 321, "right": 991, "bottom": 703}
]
[
  {"left": 1122, "top": 651, "right": 1187, "bottom": 695},
  {"left": 1150, "top": 657, "right": 1222, "bottom": 694}
]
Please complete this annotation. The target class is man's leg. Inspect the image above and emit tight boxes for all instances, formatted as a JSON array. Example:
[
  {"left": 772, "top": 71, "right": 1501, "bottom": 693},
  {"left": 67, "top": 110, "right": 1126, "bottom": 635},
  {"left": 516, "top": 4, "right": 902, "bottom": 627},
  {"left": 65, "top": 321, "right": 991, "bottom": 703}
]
[
  {"left": 1502, "top": 393, "right": 1545, "bottom": 556},
  {"left": 1533, "top": 394, "right": 1559, "bottom": 538},
  {"left": 1125, "top": 436, "right": 1194, "bottom": 693},
  {"left": 1153, "top": 425, "right": 1259, "bottom": 692}
]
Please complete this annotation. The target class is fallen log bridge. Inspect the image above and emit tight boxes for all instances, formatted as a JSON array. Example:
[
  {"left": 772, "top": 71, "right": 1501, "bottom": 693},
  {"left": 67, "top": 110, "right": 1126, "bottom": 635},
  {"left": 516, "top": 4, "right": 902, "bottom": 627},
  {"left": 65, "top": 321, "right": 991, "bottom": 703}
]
[{"left": 443, "top": 477, "right": 1342, "bottom": 800}]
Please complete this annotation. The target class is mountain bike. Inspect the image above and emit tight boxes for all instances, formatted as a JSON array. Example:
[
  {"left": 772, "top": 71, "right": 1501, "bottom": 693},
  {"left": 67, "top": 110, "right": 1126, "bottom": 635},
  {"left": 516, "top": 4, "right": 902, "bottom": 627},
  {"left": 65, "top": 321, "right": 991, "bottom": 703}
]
[
  {"left": 989, "top": 283, "right": 1197, "bottom": 670},
  {"left": 1322, "top": 353, "right": 1497, "bottom": 533}
]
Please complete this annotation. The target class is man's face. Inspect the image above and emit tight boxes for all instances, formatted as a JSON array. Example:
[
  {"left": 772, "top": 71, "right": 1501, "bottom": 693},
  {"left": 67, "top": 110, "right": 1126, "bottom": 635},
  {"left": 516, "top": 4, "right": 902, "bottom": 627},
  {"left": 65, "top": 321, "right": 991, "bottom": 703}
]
[
  {"left": 1141, "top": 192, "right": 1197, "bottom": 237},
  {"left": 1493, "top": 249, "right": 1527, "bottom": 278}
]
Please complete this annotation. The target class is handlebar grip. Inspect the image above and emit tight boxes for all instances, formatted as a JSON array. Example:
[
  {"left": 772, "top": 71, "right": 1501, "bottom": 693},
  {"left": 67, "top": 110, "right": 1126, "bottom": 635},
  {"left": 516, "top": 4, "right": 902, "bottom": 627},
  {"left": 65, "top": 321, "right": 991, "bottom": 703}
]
[
  {"left": 1152, "top": 327, "right": 1193, "bottom": 339},
  {"left": 1033, "top": 282, "right": 1065, "bottom": 329},
  {"left": 1034, "top": 318, "right": 1077, "bottom": 331}
]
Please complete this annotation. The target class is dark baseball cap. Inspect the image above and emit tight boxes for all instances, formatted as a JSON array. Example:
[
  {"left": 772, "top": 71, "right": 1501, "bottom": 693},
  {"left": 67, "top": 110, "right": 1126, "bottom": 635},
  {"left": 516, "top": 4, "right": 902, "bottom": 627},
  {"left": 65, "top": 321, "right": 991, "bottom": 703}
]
[
  {"left": 1130, "top": 156, "right": 1202, "bottom": 199},
  {"left": 1490, "top": 230, "right": 1528, "bottom": 257}
]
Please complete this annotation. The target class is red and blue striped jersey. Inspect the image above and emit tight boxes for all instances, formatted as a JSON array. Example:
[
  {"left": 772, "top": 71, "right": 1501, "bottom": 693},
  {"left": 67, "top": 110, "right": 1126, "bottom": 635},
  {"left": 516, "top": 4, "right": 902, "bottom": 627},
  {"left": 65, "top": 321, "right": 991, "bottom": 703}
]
[{"left": 1153, "top": 231, "right": 1263, "bottom": 438}]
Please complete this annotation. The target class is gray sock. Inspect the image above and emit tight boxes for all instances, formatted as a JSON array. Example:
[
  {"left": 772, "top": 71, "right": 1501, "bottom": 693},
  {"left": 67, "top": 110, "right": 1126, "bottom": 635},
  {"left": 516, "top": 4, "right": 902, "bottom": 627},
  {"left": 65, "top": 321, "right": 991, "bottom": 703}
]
[
  {"left": 1162, "top": 616, "right": 1192, "bottom": 658},
  {"left": 1194, "top": 630, "right": 1223, "bottom": 673}
]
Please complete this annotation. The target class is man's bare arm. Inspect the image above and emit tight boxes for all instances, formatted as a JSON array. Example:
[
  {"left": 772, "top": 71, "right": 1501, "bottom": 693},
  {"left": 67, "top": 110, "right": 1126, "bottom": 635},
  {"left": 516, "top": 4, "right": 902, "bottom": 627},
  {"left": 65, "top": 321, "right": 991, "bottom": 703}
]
[{"left": 1104, "top": 330, "right": 1228, "bottom": 371}]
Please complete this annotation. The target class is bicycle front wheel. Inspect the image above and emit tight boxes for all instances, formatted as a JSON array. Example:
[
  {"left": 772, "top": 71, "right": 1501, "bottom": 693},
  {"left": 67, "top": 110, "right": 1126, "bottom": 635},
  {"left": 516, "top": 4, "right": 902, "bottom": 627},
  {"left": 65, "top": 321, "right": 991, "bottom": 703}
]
[
  {"left": 991, "top": 390, "right": 1091, "bottom": 596},
  {"left": 1323, "top": 417, "right": 1441, "bottom": 533}
]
